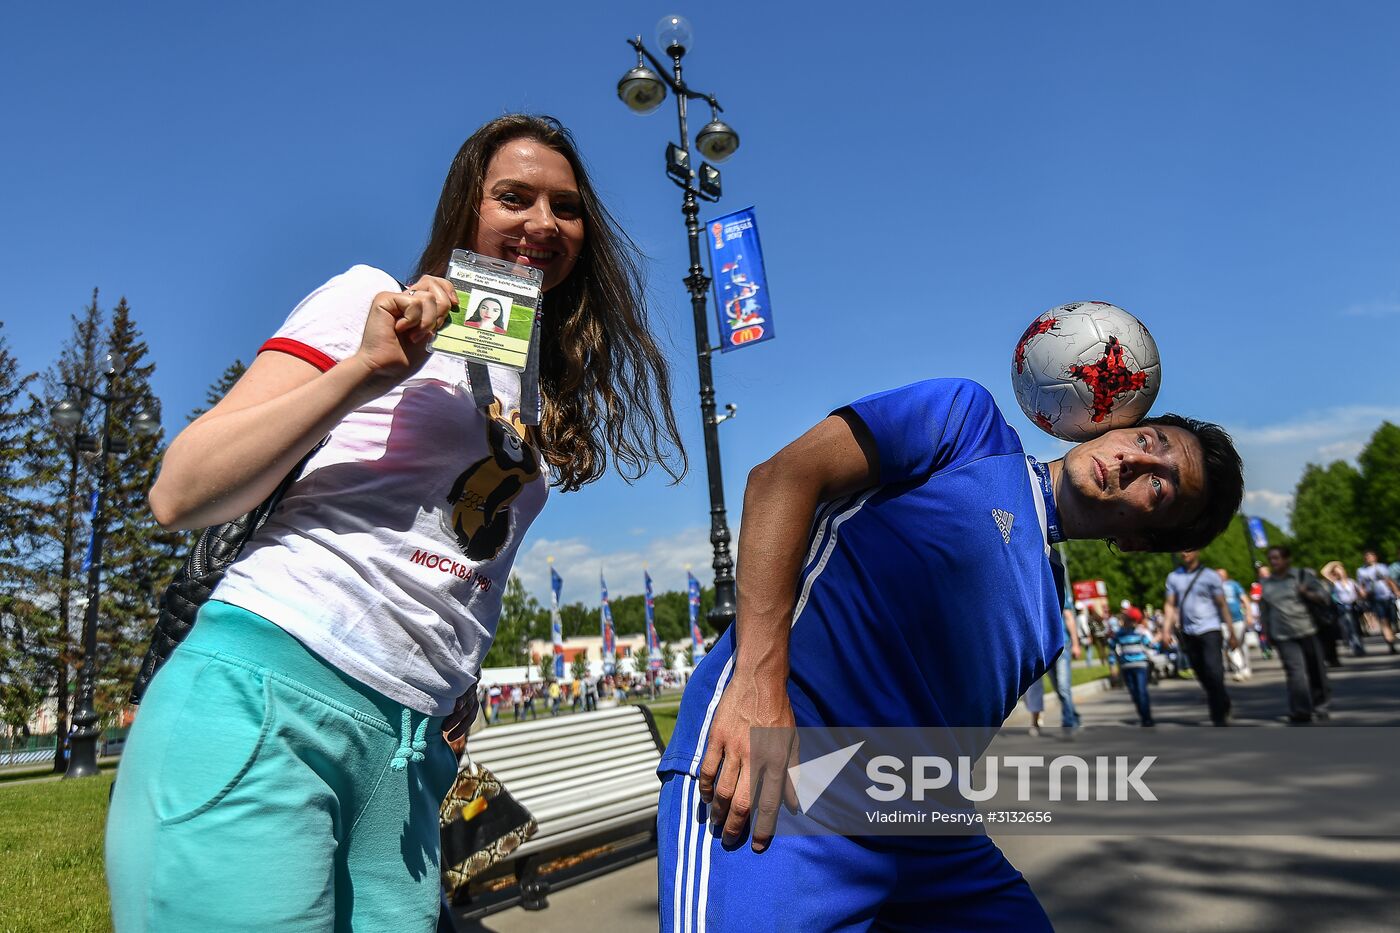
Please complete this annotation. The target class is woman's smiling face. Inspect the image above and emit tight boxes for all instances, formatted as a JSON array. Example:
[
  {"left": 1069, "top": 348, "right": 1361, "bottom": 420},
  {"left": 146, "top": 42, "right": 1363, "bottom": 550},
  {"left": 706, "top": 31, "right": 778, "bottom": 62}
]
[{"left": 470, "top": 138, "right": 586, "bottom": 293}]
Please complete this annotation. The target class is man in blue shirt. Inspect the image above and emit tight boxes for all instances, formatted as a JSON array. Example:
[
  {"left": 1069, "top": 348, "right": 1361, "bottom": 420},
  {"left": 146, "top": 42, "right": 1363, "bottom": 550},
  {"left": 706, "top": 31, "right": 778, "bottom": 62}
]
[
  {"left": 657, "top": 378, "right": 1243, "bottom": 931},
  {"left": 1218, "top": 567, "right": 1253, "bottom": 681}
]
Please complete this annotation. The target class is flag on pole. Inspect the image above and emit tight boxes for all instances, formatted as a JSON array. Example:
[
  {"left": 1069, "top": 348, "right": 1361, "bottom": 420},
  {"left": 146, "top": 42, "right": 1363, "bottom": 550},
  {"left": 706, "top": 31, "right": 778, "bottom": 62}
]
[
  {"left": 688, "top": 570, "right": 705, "bottom": 665},
  {"left": 600, "top": 571, "right": 616, "bottom": 675},
  {"left": 645, "top": 569, "right": 662, "bottom": 672},
  {"left": 80, "top": 490, "right": 99, "bottom": 573},
  {"left": 549, "top": 560, "right": 564, "bottom": 679}
]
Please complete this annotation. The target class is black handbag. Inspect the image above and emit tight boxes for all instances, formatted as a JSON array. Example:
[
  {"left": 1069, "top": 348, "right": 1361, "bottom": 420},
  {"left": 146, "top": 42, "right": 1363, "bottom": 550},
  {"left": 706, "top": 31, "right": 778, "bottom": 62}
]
[{"left": 129, "top": 440, "right": 325, "bottom": 704}]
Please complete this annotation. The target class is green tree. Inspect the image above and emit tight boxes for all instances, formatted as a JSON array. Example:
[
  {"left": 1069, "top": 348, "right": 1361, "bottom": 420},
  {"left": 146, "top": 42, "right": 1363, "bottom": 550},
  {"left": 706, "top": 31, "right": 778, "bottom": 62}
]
[
  {"left": 187, "top": 358, "right": 246, "bottom": 422},
  {"left": 92, "top": 299, "right": 174, "bottom": 713},
  {"left": 660, "top": 640, "right": 676, "bottom": 673},
  {"left": 559, "top": 601, "right": 594, "bottom": 639},
  {"left": 1290, "top": 461, "right": 1365, "bottom": 571},
  {"left": 1358, "top": 422, "right": 1400, "bottom": 556},
  {"left": 0, "top": 322, "right": 50, "bottom": 740},
  {"left": 569, "top": 652, "right": 589, "bottom": 682},
  {"left": 484, "top": 575, "right": 541, "bottom": 667},
  {"left": 24, "top": 292, "right": 105, "bottom": 769},
  {"left": 632, "top": 642, "right": 650, "bottom": 678},
  {"left": 610, "top": 593, "right": 645, "bottom": 634}
]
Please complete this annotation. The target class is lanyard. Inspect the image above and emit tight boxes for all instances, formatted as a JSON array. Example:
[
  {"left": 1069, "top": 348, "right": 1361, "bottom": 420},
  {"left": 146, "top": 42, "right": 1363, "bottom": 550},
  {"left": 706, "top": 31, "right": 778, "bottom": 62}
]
[
  {"left": 1026, "top": 455, "right": 1065, "bottom": 544},
  {"left": 463, "top": 307, "right": 542, "bottom": 425}
]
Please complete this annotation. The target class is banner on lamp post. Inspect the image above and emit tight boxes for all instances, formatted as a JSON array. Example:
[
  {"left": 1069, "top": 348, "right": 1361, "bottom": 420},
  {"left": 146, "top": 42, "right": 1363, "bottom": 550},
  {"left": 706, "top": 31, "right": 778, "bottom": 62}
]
[{"left": 706, "top": 206, "right": 775, "bottom": 352}]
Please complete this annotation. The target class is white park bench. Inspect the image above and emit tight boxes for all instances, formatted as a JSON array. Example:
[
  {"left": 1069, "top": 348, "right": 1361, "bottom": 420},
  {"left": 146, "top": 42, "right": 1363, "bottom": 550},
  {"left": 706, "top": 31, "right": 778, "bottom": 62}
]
[{"left": 449, "top": 703, "right": 667, "bottom": 918}]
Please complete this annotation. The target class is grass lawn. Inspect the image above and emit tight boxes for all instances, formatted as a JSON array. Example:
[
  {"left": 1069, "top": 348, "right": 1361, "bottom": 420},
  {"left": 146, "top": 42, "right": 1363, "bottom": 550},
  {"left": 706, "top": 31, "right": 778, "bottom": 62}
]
[
  {"left": 649, "top": 705, "right": 679, "bottom": 745},
  {"left": 0, "top": 774, "right": 113, "bottom": 933},
  {"left": 1069, "top": 663, "right": 1112, "bottom": 687}
]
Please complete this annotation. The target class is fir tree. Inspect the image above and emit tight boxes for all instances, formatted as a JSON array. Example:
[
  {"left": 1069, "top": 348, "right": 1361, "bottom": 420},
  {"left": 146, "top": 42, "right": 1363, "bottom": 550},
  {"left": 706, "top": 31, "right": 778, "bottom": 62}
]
[
  {"left": 0, "top": 323, "right": 49, "bottom": 738},
  {"left": 88, "top": 298, "right": 172, "bottom": 713},
  {"left": 187, "top": 359, "right": 246, "bottom": 422},
  {"left": 23, "top": 292, "right": 104, "bottom": 768}
]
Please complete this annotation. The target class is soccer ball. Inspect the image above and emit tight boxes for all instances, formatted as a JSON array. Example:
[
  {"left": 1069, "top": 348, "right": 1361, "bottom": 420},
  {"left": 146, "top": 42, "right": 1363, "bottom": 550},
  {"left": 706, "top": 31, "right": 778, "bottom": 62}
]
[{"left": 1011, "top": 301, "right": 1161, "bottom": 441}]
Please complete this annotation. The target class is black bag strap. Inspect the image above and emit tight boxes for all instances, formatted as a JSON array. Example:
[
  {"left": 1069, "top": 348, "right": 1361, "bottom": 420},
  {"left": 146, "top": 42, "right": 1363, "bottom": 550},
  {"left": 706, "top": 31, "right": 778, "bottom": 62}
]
[
  {"left": 129, "top": 437, "right": 326, "bottom": 704},
  {"left": 1177, "top": 567, "right": 1206, "bottom": 619}
]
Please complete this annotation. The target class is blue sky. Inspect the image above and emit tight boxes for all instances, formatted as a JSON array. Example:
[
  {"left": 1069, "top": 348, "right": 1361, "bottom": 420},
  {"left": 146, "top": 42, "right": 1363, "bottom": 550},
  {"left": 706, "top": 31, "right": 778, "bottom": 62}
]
[{"left": 4, "top": 2, "right": 1398, "bottom": 602}]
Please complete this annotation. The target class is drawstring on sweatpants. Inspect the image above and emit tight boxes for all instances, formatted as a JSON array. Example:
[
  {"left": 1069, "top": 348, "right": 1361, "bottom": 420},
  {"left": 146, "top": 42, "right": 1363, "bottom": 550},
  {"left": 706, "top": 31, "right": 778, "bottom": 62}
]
[{"left": 390, "top": 707, "right": 429, "bottom": 772}]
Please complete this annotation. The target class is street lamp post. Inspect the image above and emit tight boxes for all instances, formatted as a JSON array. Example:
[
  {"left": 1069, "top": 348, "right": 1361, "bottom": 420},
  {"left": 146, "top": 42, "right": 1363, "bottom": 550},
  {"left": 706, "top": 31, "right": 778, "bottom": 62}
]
[
  {"left": 52, "top": 351, "right": 158, "bottom": 779},
  {"left": 618, "top": 15, "right": 743, "bottom": 634}
]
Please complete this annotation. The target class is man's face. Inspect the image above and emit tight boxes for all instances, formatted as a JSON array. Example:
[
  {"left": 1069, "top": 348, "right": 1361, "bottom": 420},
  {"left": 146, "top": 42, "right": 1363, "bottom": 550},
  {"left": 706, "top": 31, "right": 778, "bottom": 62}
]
[
  {"left": 1268, "top": 549, "right": 1289, "bottom": 573},
  {"left": 1060, "top": 424, "right": 1207, "bottom": 550},
  {"left": 1365, "top": 551, "right": 1379, "bottom": 565}
]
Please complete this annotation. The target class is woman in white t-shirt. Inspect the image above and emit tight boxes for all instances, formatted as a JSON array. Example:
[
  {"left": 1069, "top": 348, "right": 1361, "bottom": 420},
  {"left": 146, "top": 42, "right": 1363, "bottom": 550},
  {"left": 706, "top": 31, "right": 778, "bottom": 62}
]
[
  {"left": 106, "top": 115, "right": 686, "bottom": 932},
  {"left": 1322, "top": 561, "right": 1365, "bottom": 657}
]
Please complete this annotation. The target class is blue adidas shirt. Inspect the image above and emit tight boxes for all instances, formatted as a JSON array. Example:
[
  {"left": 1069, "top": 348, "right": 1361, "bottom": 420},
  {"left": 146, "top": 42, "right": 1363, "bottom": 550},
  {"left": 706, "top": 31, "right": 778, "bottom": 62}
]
[{"left": 660, "top": 378, "right": 1063, "bottom": 778}]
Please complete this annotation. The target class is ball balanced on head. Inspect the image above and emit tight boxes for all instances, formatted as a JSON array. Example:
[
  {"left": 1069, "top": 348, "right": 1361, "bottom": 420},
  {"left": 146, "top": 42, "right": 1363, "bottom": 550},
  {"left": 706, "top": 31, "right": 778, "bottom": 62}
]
[{"left": 1011, "top": 301, "right": 1161, "bottom": 441}]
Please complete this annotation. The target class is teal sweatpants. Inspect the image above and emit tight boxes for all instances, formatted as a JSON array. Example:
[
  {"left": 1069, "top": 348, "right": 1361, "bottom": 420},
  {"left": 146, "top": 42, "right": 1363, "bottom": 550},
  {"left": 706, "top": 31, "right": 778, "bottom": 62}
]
[{"left": 105, "top": 600, "right": 457, "bottom": 932}]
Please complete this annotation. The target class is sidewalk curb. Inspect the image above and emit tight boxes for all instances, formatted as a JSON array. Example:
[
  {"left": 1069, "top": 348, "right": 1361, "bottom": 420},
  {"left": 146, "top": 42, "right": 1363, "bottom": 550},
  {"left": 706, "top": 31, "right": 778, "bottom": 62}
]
[{"left": 1070, "top": 677, "right": 1113, "bottom": 701}]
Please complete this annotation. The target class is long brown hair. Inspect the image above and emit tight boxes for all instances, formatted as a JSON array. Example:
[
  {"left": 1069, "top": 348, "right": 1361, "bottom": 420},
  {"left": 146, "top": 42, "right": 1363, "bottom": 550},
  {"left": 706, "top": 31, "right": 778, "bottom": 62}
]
[{"left": 414, "top": 115, "right": 686, "bottom": 492}]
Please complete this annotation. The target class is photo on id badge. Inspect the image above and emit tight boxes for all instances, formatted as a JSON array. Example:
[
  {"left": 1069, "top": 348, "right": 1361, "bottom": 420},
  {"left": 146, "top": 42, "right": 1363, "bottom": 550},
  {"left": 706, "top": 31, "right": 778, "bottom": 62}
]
[{"left": 433, "top": 250, "right": 541, "bottom": 371}]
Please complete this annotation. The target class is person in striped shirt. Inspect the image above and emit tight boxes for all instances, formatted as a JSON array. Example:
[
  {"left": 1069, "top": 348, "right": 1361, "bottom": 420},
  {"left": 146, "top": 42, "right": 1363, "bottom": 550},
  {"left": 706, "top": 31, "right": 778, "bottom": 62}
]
[{"left": 1111, "top": 607, "right": 1155, "bottom": 726}]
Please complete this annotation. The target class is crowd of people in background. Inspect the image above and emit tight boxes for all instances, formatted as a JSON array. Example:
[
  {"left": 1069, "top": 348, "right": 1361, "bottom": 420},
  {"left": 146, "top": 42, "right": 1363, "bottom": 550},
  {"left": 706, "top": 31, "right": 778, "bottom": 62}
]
[
  {"left": 1037, "top": 544, "right": 1400, "bottom": 729},
  {"left": 477, "top": 669, "right": 686, "bottom": 723}
]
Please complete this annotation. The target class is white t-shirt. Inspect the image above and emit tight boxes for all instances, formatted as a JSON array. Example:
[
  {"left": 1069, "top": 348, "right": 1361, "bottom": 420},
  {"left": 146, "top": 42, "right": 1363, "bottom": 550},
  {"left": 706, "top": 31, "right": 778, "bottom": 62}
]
[
  {"left": 214, "top": 265, "right": 549, "bottom": 715},
  {"left": 1357, "top": 564, "right": 1396, "bottom": 601}
]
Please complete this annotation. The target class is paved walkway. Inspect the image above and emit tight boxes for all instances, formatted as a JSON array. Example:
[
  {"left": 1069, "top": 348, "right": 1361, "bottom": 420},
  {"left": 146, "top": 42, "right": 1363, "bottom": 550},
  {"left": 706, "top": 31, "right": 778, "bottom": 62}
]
[{"left": 460, "top": 644, "right": 1400, "bottom": 932}]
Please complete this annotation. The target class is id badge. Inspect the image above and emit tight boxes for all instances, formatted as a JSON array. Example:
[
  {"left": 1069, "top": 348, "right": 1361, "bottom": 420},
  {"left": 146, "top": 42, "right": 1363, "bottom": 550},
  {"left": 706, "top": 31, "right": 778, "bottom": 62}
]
[{"left": 431, "top": 250, "right": 544, "bottom": 371}]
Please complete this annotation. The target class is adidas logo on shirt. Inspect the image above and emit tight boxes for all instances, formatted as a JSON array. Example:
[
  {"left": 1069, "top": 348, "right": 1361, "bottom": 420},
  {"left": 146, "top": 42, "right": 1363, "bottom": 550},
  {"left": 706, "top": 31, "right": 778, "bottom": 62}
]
[{"left": 992, "top": 509, "right": 1014, "bottom": 544}]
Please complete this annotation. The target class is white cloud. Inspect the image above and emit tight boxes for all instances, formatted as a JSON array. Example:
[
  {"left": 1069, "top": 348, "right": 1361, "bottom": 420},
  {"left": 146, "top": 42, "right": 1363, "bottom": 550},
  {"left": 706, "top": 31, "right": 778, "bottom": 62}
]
[
  {"left": 1341, "top": 299, "right": 1400, "bottom": 318},
  {"left": 1317, "top": 439, "right": 1363, "bottom": 462},
  {"left": 1243, "top": 489, "right": 1294, "bottom": 529},
  {"left": 513, "top": 525, "right": 729, "bottom": 604},
  {"left": 1245, "top": 489, "right": 1293, "bottom": 511},
  {"left": 1230, "top": 406, "right": 1400, "bottom": 447}
]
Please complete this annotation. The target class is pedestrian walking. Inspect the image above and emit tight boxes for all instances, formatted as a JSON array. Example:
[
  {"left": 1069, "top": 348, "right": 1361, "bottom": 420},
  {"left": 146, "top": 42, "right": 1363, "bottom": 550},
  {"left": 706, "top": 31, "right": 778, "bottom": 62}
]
[
  {"left": 1111, "top": 612, "right": 1155, "bottom": 726},
  {"left": 1357, "top": 550, "right": 1400, "bottom": 654},
  {"left": 1162, "top": 550, "right": 1239, "bottom": 726},
  {"left": 511, "top": 683, "right": 524, "bottom": 721},
  {"left": 548, "top": 679, "right": 562, "bottom": 716},
  {"left": 488, "top": 684, "right": 502, "bottom": 723},
  {"left": 1258, "top": 546, "right": 1331, "bottom": 724},
  {"left": 1217, "top": 568, "right": 1253, "bottom": 681},
  {"left": 1321, "top": 561, "right": 1365, "bottom": 657},
  {"left": 1047, "top": 552, "right": 1082, "bottom": 731}
]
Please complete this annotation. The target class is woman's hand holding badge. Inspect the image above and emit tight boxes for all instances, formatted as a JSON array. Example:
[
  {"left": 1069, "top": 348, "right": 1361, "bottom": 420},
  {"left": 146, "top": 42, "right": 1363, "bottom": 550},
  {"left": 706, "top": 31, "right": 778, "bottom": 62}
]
[{"left": 353, "top": 275, "right": 458, "bottom": 393}]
